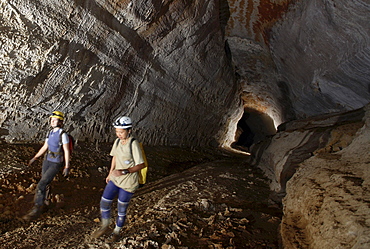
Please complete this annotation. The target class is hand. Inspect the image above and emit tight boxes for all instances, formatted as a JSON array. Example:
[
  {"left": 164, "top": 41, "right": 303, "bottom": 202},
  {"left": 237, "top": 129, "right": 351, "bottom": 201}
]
[
  {"left": 63, "top": 167, "right": 69, "bottom": 177},
  {"left": 111, "top": 170, "right": 122, "bottom": 177},
  {"left": 28, "top": 157, "right": 36, "bottom": 166},
  {"left": 111, "top": 169, "right": 129, "bottom": 177}
]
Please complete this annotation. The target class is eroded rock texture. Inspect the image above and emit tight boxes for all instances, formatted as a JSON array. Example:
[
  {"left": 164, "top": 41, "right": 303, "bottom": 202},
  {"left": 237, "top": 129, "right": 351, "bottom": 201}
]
[
  {"left": 227, "top": 2, "right": 370, "bottom": 245},
  {"left": 251, "top": 107, "right": 365, "bottom": 193},
  {"left": 281, "top": 104, "right": 370, "bottom": 248},
  {"left": 1, "top": 0, "right": 369, "bottom": 146},
  {"left": 251, "top": 104, "right": 370, "bottom": 248},
  {"left": 225, "top": 0, "right": 296, "bottom": 129},
  {"left": 270, "top": 0, "right": 370, "bottom": 119},
  {"left": 224, "top": 0, "right": 370, "bottom": 137},
  {"left": 0, "top": 0, "right": 238, "bottom": 146}
]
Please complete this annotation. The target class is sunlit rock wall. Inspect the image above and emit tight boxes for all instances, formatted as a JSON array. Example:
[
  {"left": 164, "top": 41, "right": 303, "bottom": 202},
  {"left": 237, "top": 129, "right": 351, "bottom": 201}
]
[
  {"left": 270, "top": 0, "right": 370, "bottom": 119},
  {"left": 0, "top": 0, "right": 238, "bottom": 146}
]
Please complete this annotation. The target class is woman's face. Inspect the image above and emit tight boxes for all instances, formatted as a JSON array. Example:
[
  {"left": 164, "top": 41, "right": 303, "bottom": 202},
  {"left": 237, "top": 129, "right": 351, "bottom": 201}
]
[
  {"left": 115, "top": 128, "right": 130, "bottom": 140},
  {"left": 50, "top": 117, "right": 61, "bottom": 128}
]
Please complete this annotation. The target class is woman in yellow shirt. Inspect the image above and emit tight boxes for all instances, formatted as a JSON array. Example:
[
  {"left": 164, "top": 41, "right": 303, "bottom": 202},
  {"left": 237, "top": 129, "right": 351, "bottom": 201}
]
[{"left": 92, "top": 116, "right": 145, "bottom": 242}]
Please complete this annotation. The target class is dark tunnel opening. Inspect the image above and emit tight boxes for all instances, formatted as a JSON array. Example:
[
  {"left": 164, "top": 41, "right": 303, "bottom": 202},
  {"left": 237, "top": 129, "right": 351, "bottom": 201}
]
[{"left": 232, "top": 109, "right": 276, "bottom": 152}]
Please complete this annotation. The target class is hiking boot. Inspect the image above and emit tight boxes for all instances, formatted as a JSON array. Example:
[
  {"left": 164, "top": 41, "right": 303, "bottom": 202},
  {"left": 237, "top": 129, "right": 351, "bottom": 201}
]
[
  {"left": 110, "top": 233, "right": 121, "bottom": 242},
  {"left": 23, "top": 205, "right": 41, "bottom": 221},
  {"left": 91, "top": 225, "right": 109, "bottom": 238}
]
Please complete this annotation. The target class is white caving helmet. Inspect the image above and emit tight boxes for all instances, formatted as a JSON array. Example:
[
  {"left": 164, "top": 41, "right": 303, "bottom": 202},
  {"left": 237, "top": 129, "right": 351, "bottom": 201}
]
[{"left": 113, "top": 116, "right": 132, "bottom": 129}]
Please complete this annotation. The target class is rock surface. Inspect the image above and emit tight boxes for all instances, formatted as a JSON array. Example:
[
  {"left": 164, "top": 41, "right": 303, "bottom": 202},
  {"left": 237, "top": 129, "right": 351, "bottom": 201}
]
[
  {"left": 251, "top": 104, "right": 370, "bottom": 248},
  {"left": 269, "top": 0, "right": 370, "bottom": 119},
  {"left": 0, "top": 0, "right": 238, "bottom": 146},
  {"left": 225, "top": 0, "right": 370, "bottom": 130},
  {"left": 2, "top": 0, "right": 369, "bottom": 146},
  {"left": 225, "top": 0, "right": 296, "bottom": 128},
  {"left": 251, "top": 107, "right": 365, "bottom": 193}
]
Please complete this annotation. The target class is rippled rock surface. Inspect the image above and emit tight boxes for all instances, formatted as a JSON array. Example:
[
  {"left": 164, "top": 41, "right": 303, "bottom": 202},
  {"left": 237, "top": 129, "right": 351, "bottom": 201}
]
[
  {"left": 270, "top": 0, "right": 370, "bottom": 119},
  {"left": 0, "top": 0, "right": 237, "bottom": 146},
  {"left": 252, "top": 104, "right": 370, "bottom": 248}
]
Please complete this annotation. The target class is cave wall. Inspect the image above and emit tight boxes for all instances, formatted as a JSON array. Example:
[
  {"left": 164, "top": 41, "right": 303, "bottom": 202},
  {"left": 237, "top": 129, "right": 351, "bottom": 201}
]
[
  {"left": 3, "top": 0, "right": 368, "bottom": 147},
  {"left": 249, "top": 0, "right": 370, "bottom": 246},
  {"left": 250, "top": 103, "right": 369, "bottom": 248},
  {"left": 225, "top": 0, "right": 370, "bottom": 133},
  {"left": 281, "top": 104, "right": 370, "bottom": 248},
  {"left": 224, "top": 0, "right": 297, "bottom": 132},
  {"left": 270, "top": 0, "right": 370, "bottom": 119},
  {"left": 251, "top": 107, "right": 365, "bottom": 193},
  {"left": 0, "top": 0, "right": 238, "bottom": 146}
]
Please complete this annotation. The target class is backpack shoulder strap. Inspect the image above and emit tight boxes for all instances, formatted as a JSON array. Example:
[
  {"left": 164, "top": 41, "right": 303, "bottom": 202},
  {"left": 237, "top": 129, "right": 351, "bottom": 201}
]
[
  {"left": 130, "top": 137, "right": 136, "bottom": 145},
  {"left": 58, "top": 129, "right": 66, "bottom": 152},
  {"left": 114, "top": 138, "right": 120, "bottom": 147},
  {"left": 129, "top": 137, "right": 136, "bottom": 156}
]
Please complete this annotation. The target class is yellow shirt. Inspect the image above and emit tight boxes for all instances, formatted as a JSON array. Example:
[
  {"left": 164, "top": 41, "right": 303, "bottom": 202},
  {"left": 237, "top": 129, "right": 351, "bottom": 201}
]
[{"left": 110, "top": 137, "right": 144, "bottom": 193}]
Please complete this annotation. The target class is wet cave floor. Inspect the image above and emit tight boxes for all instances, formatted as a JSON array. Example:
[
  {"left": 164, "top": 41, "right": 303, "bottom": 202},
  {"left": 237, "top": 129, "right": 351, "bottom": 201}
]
[{"left": 0, "top": 142, "right": 282, "bottom": 248}]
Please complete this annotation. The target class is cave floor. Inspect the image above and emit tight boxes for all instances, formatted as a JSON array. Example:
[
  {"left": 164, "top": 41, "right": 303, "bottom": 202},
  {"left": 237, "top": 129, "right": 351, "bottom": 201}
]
[{"left": 0, "top": 142, "right": 282, "bottom": 248}]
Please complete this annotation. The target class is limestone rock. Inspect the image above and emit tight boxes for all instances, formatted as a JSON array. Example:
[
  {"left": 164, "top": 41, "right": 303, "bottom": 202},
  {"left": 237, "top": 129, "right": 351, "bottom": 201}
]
[
  {"left": 225, "top": 0, "right": 370, "bottom": 132},
  {"left": 225, "top": 0, "right": 294, "bottom": 133},
  {"left": 0, "top": 0, "right": 238, "bottom": 147},
  {"left": 251, "top": 103, "right": 370, "bottom": 248},
  {"left": 281, "top": 104, "right": 370, "bottom": 248},
  {"left": 270, "top": 0, "right": 370, "bottom": 119},
  {"left": 251, "top": 106, "right": 365, "bottom": 193}
]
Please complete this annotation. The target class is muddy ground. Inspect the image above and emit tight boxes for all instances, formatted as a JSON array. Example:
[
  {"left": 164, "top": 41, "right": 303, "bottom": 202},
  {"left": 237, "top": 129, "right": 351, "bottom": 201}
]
[{"left": 0, "top": 142, "right": 282, "bottom": 248}]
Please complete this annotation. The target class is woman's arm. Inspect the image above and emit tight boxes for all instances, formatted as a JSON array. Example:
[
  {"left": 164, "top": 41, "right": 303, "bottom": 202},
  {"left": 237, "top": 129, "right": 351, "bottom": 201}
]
[
  {"left": 106, "top": 156, "right": 117, "bottom": 183},
  {"left": 62, "top": 143, "right": 71, "bottom": 176},
  {"left": 124, "top": 163, "right": 145, "bottom": 173},
  {"left": 62, "top": 143, "right": 70, "bottom": 168},
  {"left": 111, "top": 163, "right": 146, "bottom": 176},
  {"left": 28, "top": 141, "right": 48, "bottom": 165}
]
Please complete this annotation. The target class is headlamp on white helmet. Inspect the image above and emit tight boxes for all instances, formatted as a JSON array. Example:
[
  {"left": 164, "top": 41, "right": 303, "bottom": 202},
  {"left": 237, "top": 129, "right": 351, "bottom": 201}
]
[{"left": 113, "top": 116, "right": 132, "bottom": 129}]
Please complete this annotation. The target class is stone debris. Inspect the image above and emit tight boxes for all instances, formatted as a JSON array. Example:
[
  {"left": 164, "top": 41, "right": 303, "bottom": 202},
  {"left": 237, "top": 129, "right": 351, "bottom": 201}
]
[{"left": 0, "top": 143, "right": 281, "bottom": 248}]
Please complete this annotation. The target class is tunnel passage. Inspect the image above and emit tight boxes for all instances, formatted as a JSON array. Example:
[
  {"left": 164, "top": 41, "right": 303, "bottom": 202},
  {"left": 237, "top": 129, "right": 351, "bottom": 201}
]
[{"left": 232, "top": 109, "right": 276, "bottom": 151}]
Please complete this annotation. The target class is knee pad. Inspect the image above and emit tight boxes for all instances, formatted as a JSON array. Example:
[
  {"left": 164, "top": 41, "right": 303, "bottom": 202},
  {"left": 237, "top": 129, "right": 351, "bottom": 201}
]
[
  {"left": 100, "top": 197, "right": 113, "bottom": 219},
  {"left": 116, "top": 200, "right": 129, "bottom": 227},
  {"left": 100, "top": 197, "right": 113, "bottom": 212},
  {"left": 117, "top": 199, "right": 129, "bottom": 217}
]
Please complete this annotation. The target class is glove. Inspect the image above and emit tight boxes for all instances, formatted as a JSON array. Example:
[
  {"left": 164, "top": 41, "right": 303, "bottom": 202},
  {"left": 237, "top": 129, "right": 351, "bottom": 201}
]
[{"left": 63, "top": 167, "right": 70, "bottom": 177}]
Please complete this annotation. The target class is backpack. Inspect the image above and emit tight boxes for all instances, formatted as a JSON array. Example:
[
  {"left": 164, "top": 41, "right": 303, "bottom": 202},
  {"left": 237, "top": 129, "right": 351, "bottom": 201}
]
[
  {"left": 129, "top": 138, "right": 148, "bottom": 185},
  {"left": 60, "top": 130, "right": 75, "bottom": 155}
]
